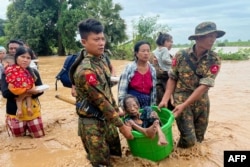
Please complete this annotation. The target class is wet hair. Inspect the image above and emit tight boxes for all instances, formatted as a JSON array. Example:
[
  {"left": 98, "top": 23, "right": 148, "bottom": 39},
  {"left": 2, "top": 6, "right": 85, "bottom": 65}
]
[
  {"left": 133, "top": 40, "right": 151, "bottom": 61},
  {"left": 123, "top": 94, "right": 140, "bottom": 112},
  {"left": 156, "top": 32, "right": 172, "bottom": 46},
  {"left": 15, "top": 46, "right": 36, "bottom": 79},
  {"left": 7, "top": 39, "right": 24, "bottom": 48},
  {"left": 78, "top": 18, "right": 104, "bottom": 39}
]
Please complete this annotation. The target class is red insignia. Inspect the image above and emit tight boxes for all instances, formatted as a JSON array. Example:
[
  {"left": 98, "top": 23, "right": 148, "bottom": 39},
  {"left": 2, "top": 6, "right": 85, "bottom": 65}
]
[
  {"left": 86, "top": 74, "right": 97, "bottom": 86},
  {"left": 210, "top": 64, "right": 219, "bottom": 74},
  {"left": 172, "top": 58, "right": 177, "bottom": 67}
]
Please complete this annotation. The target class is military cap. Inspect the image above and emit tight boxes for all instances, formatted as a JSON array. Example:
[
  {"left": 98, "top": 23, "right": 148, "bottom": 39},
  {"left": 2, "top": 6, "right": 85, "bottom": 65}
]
[{"left": 188, "top": 21, "right": 225, "bottom": 40}]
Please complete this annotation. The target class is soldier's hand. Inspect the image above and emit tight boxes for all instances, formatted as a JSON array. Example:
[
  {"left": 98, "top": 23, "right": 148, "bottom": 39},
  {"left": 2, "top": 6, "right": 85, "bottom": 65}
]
[
  {"left": 71, "top": 85, "right": 77, "bottom": 97},
  {"left": 172, "top": 103, "right": 185, "bottom": 117},
  {"left": 118, "top": 108, "right": 125, "bottom": 117},
  {"left": 119, "top": 124, "right": 134, "bottom": 140},
  {"left": 158, "top": 100, "right": 168, "bottom": 109}
]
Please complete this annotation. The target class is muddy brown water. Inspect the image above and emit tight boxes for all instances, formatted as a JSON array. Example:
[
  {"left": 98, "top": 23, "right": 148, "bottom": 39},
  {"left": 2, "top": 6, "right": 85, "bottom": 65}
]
[{"left": 1, "top": 56, "right": 250, "bottom": 167}]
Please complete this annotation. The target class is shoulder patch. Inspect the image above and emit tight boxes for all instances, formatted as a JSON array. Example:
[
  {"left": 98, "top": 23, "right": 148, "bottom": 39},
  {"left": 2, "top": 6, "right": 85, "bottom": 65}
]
[
  {"left": 85, "top": 73, "right": 97, "bottom": 86},
  {"left": 210, "top": 64, "right": 219, "bottom": 74}
]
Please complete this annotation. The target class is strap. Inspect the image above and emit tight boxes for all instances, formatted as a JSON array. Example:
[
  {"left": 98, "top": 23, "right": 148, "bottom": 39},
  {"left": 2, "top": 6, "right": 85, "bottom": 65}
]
[
  {"left": 55, "top": 68, "right": 66, "bottom": 91},
  {"left": 181, "top": 50, "right": 202, "bottom": 78}
]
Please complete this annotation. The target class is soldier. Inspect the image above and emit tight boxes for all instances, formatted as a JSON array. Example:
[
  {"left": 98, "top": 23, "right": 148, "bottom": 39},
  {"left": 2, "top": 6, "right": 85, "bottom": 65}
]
[
  {"left": 69, "top": 18, "right": 133, "bottom": 167},
  {"left": 158, "top": 21, "right": 225, "bottom": 148}
]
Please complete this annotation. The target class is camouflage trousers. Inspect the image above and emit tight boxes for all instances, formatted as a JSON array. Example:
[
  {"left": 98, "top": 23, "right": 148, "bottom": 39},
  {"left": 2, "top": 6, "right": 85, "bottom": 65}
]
[
  {"left": 174, "top": 92, "right": 210, "bottom": 148},
  {"left": 78, "top": 117, "right": 122, "bottom": 167}
]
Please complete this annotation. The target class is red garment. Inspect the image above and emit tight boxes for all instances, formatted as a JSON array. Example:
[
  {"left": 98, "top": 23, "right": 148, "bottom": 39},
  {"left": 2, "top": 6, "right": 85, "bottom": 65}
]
[
  {"left": 5, "top": 64, "right": 34, "bottom": 90},
  {"left": 129, "top": 68, "right": 152, "bottom": 94}
]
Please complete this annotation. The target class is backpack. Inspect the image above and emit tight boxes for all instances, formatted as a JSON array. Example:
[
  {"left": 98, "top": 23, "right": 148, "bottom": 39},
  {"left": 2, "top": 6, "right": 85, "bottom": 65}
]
[{"left": 55, "top": 53, "right": 78, "bottom": 90}]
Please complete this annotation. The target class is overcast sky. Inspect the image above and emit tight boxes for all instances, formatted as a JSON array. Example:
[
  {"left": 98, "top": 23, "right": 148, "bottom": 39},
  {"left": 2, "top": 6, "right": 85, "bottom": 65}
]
[{"left": 1, "top": 0, "right": 250, "bottom": 44}]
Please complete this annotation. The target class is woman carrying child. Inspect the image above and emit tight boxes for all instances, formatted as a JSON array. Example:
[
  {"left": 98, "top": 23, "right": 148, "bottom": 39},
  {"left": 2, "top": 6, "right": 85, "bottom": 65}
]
[{"left": 1, "top": 46, "right": 45, "bottom": 138}]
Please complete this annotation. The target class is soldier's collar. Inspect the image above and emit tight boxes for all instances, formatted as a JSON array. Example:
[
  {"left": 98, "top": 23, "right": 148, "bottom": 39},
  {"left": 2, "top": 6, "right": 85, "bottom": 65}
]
[{"left": 86, "top": 53, "right": 102, "bottom": 60}]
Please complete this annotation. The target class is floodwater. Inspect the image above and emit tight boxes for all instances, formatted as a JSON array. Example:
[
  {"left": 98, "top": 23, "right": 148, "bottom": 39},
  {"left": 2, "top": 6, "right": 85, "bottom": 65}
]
[{"left": 0, "top": 56, "right": 250, "bottom": 167}]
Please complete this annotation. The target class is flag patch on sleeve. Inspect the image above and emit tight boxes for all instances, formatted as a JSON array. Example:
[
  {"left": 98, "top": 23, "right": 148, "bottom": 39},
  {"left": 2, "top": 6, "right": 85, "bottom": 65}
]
[
  {"left": 86, "top": 73, "right": 97, "bottom": 86},
  {"left": 210, "top": 64, "right": 219, "bottom": 74}
]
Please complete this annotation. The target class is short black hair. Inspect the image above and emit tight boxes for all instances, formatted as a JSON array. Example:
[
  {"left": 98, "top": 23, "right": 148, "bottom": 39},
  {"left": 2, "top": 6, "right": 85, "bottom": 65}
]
[
  {"left": 78, "top": 18, "right": 104, "bottom": 39},
  {"left": 156, "top": 32, "right": 172, "bottom": 46},
  {"left": 7, "top": 39, "right": 24, "bottom": 48}
]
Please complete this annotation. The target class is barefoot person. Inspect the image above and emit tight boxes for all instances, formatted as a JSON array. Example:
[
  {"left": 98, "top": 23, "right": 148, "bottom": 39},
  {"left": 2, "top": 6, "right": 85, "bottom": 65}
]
[{"left": 123, "top": 94, "right": 168, "bottom": 146}]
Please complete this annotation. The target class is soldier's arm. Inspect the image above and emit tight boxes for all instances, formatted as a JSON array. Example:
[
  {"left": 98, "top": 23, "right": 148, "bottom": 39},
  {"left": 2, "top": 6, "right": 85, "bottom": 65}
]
[{"left": 80, "top": 70, "right": 123, "bottom": 127}]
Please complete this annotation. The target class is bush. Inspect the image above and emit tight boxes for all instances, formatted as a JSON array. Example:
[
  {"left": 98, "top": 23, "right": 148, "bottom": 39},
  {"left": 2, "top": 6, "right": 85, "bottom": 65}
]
[
  {"left": 218, "top": 48, "right": 250, "bottom": 60},
  {"left": 111, "top": 42, "right": 134, "bottom": 60}
]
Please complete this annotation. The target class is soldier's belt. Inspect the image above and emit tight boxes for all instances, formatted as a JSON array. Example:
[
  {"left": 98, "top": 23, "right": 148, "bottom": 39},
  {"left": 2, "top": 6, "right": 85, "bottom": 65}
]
[
  {"left": 79, "top": 117, "right": 103, "bottom": 125},
  {"left": 76, "top": 100, "right": 105, "bottom": 121}
]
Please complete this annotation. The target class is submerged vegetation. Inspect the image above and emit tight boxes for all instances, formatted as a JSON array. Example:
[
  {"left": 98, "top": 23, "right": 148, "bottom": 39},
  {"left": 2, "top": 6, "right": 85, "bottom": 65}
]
[{"left": 218, "top": 48, "right": 250, "bottom": 60}]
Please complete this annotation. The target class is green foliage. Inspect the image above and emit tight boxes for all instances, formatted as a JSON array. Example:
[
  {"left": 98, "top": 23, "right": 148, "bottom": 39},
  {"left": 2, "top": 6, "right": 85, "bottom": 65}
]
[
  {"left": 132, "top": 15, "right": 171, "bottom": 48},
  {"left": 218, "top": 48, "right": 250, "bottom": 60},
  {"left": 0, "top": 19, "right": 7, "bottom": 37},
  {"left": 5, "top": 0, "right": 60, "bottom": 55},
  {"left": 3, "top": 0, "right": 127, "bottom": 55},
  {"left": 110, "top": 15, "right": 172, "bottom": 60},
  {"left": 80, "top": 0, "right": 127, "bottom": 49},
  {"left": 112, "top": 41, "right": 134, "bottom": 60},
  {"left": 0, "top": 36, "right": 8, "bottom": 47}
]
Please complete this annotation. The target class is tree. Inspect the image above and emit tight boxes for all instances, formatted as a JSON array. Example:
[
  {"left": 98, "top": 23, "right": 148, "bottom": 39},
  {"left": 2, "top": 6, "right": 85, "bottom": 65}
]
[
  {"left": 4, "top": 0, "right": 127, "bottom": 56},
  {"left": 132, "top": 15, "right": 171, "bottom": 47},
  {"left": 0, "top": 19, "right": 7, "bottom": 37},
  {"left": 5, "top": 0, "right": 60, "bottom": 55}
]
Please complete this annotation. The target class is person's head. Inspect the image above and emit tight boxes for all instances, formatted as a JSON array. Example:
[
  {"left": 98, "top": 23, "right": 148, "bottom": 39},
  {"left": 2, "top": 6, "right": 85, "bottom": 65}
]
[
  {"left": 134, "top": 40, "right": 151, "bottom": 62},
  {"left": 78, "top": 18, "right": 105, "bottom": 56},
  {"left": 2, "top": 54, "right": 14, "bottom": 68},
  {"left": 14, "top": 46, "right": 34, "bottom": 69},
  {"left": 0, "top": 46, "right": 7, "bottom": 61},
  {"left": 188, "top": 21, "right": 225, "bottom": 50},
  {"left": 156, "top": 32, "right": 173, "bottom": 50},
  {"left": 7, "top": 39, "right": 24, "bottom": 56},
  {"left": 123, "top": 94, "right": 140, "bottom": 116}
]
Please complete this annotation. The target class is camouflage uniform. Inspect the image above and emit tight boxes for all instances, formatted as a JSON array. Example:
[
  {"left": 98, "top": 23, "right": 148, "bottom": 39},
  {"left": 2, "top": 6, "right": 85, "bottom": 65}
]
[
  {"left": 73, "top": 50, "right": 123, "bottom": 166},
  {"left": 169, "top": 46, "right": 221, "bottom": 148}
]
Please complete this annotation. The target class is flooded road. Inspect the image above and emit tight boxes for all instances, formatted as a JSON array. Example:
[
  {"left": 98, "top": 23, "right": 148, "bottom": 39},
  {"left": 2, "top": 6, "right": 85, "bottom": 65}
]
[{"left": 1, "top": 56, "right": 250, "bottom": 167}]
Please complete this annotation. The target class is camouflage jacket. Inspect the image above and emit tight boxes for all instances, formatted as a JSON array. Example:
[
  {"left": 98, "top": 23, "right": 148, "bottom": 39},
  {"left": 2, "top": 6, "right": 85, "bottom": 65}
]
[
  {"left": 169, "top": 45, "right": 221, "bottom": 94},
  {"left": 73, "top": 51, "right": 123, "bottom": 127}
]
